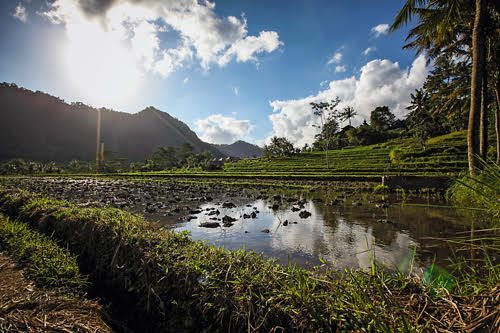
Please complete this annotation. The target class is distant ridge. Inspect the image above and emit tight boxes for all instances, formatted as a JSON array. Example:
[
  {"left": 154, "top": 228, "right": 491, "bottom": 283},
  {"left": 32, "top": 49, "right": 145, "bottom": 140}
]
[
  {"left": 0, "top": 83, "right": 257, "bottom": 162},
  {"left": 214, "top": 140, "right": 262, "bottom": 158}
]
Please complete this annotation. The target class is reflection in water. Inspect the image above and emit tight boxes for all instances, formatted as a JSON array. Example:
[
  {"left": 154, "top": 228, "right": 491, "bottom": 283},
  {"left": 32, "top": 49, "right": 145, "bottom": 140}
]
[{"left": 174, "top": 198, "right": 472, "bottom": 271}]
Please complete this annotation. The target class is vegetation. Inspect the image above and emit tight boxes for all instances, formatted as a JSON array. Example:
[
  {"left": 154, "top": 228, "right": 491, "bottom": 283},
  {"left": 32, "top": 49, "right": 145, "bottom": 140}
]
[
  {"left": 0, "top": 187, "right": 498, "bottom": 332},
  {"left": 449, "top": 158, "right": 500, "bottom": 221},
  {"left": 131, "top": 143, "right": 221, "bottom": 172},
  {"left": 308, "top": 102, "right": 409, "bottom": 153},
  {"left": 0, "top": 214, "right": 112, "bottom": 332},
  {"left": 222, "top": 131, "right": 469, "bottom": 178},
  {"left": 263, "top": 136, "right": 297, "bottom": 157},
  {"left": 0, "top": 215, "right": 88, "bottom": 291},
  {"left": 0, "top": 144, "right": 222, "bottom": 175},
  {"left": 4, "top": 130, "right": 490, "bottom": 185},
  {"left": 311, "top": 98, "right": 342, "bottom": 167},
  {"left": 390, "top": 0, "right": 500, "bottom": 176}
]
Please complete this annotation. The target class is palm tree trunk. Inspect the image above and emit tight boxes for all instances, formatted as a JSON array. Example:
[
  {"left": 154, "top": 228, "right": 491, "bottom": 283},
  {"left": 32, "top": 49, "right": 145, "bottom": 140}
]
[
  {"left": 495, "top": 79, "right": 500, "bottom": 164},
  {"left": 480, "top": 73, "right": 488, "bottom": 160},
  {"left": 468, "top": 0, "right": 485, "bottom": 177},
  {"left": 96, "top": 108, "right": 101, "bottom": 173}
]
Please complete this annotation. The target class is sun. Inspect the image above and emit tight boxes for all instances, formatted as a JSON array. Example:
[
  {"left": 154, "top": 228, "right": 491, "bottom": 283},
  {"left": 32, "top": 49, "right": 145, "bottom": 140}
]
[{"left": 63, "top": 19, "right": 143, "bottom": 109}]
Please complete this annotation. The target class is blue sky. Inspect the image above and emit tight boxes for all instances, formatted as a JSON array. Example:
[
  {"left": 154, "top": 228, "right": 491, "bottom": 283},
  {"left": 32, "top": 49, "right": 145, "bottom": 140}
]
[{"left": 0, "top": 0, "right": 427, "bottom": 146}]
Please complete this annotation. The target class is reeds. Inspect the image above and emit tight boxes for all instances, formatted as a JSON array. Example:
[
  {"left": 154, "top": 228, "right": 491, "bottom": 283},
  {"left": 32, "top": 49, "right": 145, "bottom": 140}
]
[{"left": 449, "top": 157, "right": 500, "bottom": 222}]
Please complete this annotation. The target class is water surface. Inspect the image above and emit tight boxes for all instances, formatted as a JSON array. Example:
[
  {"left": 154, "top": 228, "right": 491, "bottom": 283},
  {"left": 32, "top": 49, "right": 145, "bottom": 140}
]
[{"left": 172, "top": 195, "right": 482, "bottom": 272}]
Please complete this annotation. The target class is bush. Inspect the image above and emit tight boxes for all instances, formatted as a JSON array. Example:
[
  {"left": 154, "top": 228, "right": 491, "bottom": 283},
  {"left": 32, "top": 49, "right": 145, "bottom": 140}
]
[
  {"left": 389, "top": 148, "right": 405, "bottom": 165},
  {"left": 373, "top": 184, "right": 389, "bottom": 194}
]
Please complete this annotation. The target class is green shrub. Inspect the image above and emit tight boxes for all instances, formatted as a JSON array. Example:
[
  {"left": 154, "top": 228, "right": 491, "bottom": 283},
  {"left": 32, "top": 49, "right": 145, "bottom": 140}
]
[{"left": 373, "top": 184, "right": 389, "bottom": 193}]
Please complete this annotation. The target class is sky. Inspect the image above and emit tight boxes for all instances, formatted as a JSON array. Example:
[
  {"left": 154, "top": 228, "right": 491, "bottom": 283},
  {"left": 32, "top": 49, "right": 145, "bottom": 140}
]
[{"left": 0, "top": 0, "right": 428, "bottom": 147}]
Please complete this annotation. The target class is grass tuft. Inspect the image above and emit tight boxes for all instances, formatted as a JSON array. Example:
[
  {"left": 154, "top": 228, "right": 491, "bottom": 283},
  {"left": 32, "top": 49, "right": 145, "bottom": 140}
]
[{"left": 0, "top": 214, "right": 88, "bottom": 291}]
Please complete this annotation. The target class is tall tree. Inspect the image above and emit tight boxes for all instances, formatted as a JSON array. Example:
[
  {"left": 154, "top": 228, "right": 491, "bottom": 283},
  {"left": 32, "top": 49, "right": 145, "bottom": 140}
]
[
  {"left": 468, "top": 0, "right": 486, "bottom": 176},
  {"left": 423, "top": 54, "right": 471, "bottom": 129},
  {"left": 370, "top": 106, "right": 395, "bottom": 131},
  {"left": 263, "top": 137, "right": 296, "bottom": 157},
  {"left": 311, "top": 97, "right": 341, "bottom": 168},
  {"left": 340, "top": 106, "right": 357, "bottom": 126}
]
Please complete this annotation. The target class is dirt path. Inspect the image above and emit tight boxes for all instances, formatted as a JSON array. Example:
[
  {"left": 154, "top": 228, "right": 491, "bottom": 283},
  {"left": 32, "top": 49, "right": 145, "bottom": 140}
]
[{"left": 0, "top": 252, "right": 112, "bottom": 332}]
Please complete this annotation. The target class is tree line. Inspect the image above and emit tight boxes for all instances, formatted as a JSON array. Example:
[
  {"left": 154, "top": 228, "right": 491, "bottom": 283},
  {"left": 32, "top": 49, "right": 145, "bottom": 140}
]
[
  {"left": 263, "top": 102, "right": 439, "bottom": 159},
  {"left": 0, "top": 143, "right": 225, "bottom": 175}
]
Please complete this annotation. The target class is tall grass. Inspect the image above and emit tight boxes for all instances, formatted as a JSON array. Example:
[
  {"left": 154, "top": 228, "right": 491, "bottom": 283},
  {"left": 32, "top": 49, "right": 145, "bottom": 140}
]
[
  {"left": 0, "top": 214, "right": 88, "bottom": 291},
  {"left": 449, "top": 158, "right": 500, "bottom": 223}
]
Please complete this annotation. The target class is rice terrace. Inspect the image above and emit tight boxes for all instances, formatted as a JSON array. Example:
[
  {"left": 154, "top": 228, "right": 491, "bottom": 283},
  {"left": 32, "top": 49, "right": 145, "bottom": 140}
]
[{"left": 0, "top": 0, "right": 499, "bottom": 332}]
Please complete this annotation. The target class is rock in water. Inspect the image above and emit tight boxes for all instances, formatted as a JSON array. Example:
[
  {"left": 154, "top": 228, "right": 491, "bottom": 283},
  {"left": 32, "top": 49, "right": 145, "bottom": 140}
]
[
  {"left": 222, "top": 202, "right": 236, "bottom": 208},
  {"left": 199, "top": 222, "right": 220, "bottom": 228},
  {"left": 299, "top": 210, "right": 312, "bottom": 218},
  {"left": 222, "top": 215, "right": 237, "bottom": 227}
]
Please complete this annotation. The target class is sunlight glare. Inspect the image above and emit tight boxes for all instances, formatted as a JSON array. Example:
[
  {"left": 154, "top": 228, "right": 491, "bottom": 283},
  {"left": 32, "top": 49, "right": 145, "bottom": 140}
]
[{"left": 63, "top": 17, "right": 143, "bottom": 109}]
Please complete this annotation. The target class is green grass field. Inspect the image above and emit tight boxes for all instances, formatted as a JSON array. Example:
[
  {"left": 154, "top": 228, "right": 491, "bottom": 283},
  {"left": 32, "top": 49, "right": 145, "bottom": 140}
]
[{"left": 127, "top": 131, "right": 468, "bottom": 179}]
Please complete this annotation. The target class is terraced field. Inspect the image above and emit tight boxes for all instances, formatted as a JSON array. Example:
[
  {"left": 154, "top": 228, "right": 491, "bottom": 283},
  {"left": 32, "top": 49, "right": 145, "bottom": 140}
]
[
  {"left": 131, "top": 131, "right": 468, "bottom": 179},
  {"left": 225, "top": 131, "right": 468, "bottom": 177}
]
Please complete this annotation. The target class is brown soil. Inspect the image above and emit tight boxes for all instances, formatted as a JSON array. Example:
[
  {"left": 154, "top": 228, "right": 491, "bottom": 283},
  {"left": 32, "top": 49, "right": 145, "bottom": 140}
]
[{"left": 0, "top": 252, "right": 112, "bottom": 332}]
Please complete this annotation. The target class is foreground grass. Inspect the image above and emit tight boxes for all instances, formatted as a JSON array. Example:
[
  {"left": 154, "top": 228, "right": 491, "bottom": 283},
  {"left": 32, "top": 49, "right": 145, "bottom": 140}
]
[
  {"left": 0, "top": 214, "right": 112, "bottom": 332},
  {"left": 0, "top": 187, "right": 498, "bottom": 332},
  {"left": 0, "top": 214, "right": 88, "bottom": 291}
]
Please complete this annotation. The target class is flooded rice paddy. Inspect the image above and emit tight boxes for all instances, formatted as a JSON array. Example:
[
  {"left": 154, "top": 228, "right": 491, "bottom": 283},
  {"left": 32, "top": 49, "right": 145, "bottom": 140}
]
[{"left": 1, "top": 177, "right": 492, "bottom": 273}]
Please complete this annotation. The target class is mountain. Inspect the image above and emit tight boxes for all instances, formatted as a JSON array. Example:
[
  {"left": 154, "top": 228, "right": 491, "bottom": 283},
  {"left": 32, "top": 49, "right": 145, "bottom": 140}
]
[
  {"left": 0, "top": 83, "right": 226, "bottom": 162},
  {"left": 214, "top": 140, "right": 262, "bottom": 158}
]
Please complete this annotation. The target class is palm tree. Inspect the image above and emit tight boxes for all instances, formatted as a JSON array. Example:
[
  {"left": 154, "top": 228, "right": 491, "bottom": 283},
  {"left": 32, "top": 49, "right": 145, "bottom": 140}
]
[
  {"left": 496, "top": 75, "right": 500, "bottom": 164},
  {"left": 340, "top": 106, "right": 358, "bottom": 126},
  {"left": 468, "top": 0, "right": 486, "bottom": 176},
  {"left": 391, "top": 0, "right": 489, "bottom": 176},
  {"left": 390, "top": 0, "right": 472, "bottom": 58},
  {"left": 407, "top": 89, "right": 429, "bottom": 114}
]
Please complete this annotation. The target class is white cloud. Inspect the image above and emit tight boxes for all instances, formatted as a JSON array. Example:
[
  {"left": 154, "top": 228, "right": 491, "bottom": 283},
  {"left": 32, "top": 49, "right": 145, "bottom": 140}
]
[
  {"left": 371, "top": 24, "right": 389, "bottom": 37},
  {"left": 196, "top": 114, "right": 253, "bottom": 144},
  {"left": 154, "top": 40, "right": 193, "bottom": 77},
  {"left": 12, "top": 3, "right": 27, "bottom": 22},
  {"left": 363, "top": 47, "right": 376, "bottom": 56},
  {"left": 327, "top": 52, "right": 343, "bottom": 65},
  {"left": 183, "top": 77, "right": 189, "bottom": 84},
  {"left": 335, "top": 65, "right": 346, "bottom": 73},
  {"left": 265, "top": 55, "right": 428, "bottom": 147},
  {"left": 218, "top": 31, "right": 282, "bottom": 66},
  {"left": 40, "top": 0, "right": 282, "bottom": 78}
]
